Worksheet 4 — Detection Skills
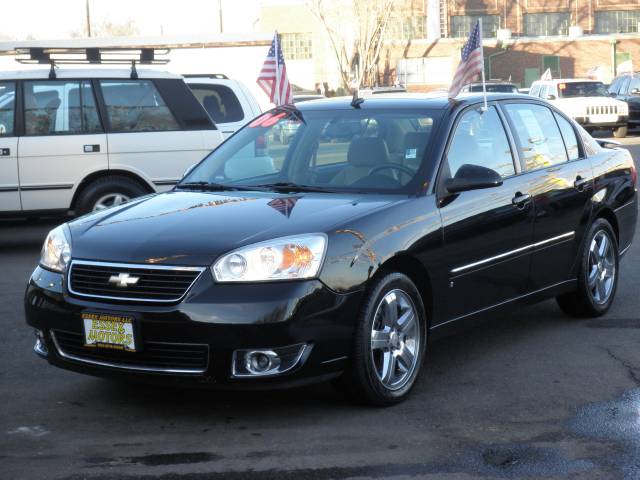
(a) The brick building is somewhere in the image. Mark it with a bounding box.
[392,0,640,89]
[258,0,640,91]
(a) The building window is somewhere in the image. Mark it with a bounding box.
[543,55,562,78]
[280,33,312,60]
[524,12,570,36]
[387,15,427,40]
[595,10,640,34]
[450,15,499,38]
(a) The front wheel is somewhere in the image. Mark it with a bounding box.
[75,176,148,215]
[613,126,628,138]
[556,218,619,317]
[335,272,427,406]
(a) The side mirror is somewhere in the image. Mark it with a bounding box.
[631,88,640,95]
[182,164,196,178]
[546,94,556,100]
[609,92,617,97]
[444,164,503,194]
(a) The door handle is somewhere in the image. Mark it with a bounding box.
[574,176,590,192]
[83,144,100,153]
[512,192,531,209]
[0,148,9,156]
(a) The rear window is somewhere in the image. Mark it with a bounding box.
[100,80,180,132]
[188,84,244,123]
[183,108,442,193]
[558,82,608,98]
[469,84,518,93]
[0,81,15,136]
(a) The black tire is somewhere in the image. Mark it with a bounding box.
[613,126,628,138]
[335,272,427,406]
[75,176,148,215]
[556,218,619,318]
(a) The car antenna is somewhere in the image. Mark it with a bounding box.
[48,60,57,80]
[130,60,138,80]
[351,87,364,109]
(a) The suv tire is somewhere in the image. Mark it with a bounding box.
[335,272,427,406]
[556,218,619,318]
[613,126,628,138]
[75,176,148,215]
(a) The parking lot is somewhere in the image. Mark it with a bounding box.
[1,134,639,480]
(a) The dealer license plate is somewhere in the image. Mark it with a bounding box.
[82,312,136,352]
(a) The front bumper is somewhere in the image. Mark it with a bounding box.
[574,115,628,128]
[25,266,363,389]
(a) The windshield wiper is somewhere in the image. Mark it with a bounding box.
[175,181,257,192]
[255,182,335,193]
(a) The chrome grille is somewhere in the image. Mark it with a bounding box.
[52,330,209,373]
[68,260,205,302]
[587,105,618,116]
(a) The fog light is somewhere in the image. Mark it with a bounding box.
[34,329,48,357]
[232,343,309,377]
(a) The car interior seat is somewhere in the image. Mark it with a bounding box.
[330,137,391,186]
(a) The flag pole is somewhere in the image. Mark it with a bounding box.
[274,31,281,106]
[478,19,488,112]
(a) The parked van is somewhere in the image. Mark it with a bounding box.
[0,68,223,215]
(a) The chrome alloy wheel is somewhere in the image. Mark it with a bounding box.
[587,230,616,305]
[93,193,131,211]
[370,289,420,391]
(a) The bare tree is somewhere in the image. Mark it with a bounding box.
[308,0,396,90]
[71,19,139,38]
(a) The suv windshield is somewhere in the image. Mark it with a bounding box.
[181,107,441,193]
[558,82,608,98]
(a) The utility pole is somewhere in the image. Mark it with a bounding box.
[218,0,223,33]
[86,0,92,37]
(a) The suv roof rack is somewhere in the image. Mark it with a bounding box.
[14,47,170,65]
[182,74,229,79]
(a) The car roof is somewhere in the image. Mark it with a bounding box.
[533,78,601,84]
[0,68,182,80]
[293,92,535,111]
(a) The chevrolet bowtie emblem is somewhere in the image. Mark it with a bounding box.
[108,273,140,288]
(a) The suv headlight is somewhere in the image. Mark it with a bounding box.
[212,234,327,282]
[40,225,72,273]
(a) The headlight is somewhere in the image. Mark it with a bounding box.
[40,225,72,273]
[212,234,327,282]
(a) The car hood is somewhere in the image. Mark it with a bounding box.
[68,190,397,266]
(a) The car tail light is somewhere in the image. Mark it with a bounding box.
[631,160,637,186]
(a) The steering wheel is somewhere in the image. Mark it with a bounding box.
[369,164,415,179]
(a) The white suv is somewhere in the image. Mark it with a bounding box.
[530,79,629,137]
[0,68,224,215]
[184,74,261,139]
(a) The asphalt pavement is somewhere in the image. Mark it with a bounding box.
[2,134,640,480]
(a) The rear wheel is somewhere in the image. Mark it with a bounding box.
[613,126,628,138]
[335,272,427,406]
[556,218,619,317]
[75,176,148,215]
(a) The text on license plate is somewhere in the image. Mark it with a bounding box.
[82,313,136,352]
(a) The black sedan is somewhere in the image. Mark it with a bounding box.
[25,93,637,406]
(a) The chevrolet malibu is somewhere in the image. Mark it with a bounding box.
[25,93,637,406]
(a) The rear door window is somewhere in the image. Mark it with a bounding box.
[100,80,179,132]
[188,84,245,124]
[23,80,102,136]
[504,103,569,170]
[0,81,16,136]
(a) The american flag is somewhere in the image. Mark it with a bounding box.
[267,197,298,218]
[257,32,293,106]
[448,20,484,99]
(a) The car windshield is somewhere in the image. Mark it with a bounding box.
[181,107,441,193]
[558,82,608,98]
[470,84,517,93]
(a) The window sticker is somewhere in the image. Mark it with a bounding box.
[405,148,417,159]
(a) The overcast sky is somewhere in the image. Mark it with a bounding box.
[1,0,304,40]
